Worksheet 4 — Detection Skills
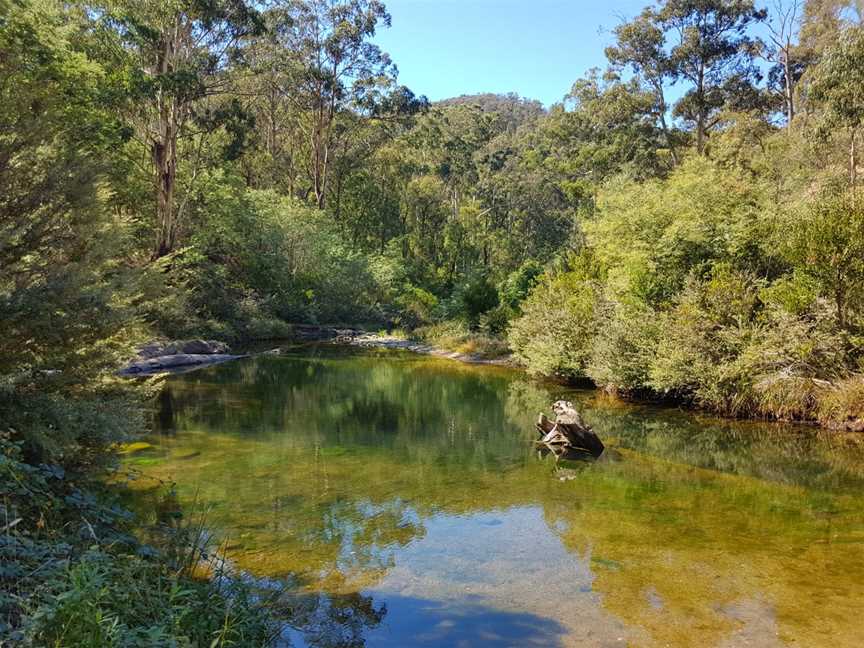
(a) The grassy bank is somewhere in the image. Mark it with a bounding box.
[0,386,276,646]
[410,321,511,360]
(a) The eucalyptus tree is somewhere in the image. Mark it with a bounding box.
[103,0,262,258]
[658,0,767,154]
[799,0,864,54]
[810,25,864,186]
[762,0,803,128]
[606,9,681,163]
[260,0,398,209]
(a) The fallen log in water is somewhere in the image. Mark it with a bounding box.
[535,400,604,459]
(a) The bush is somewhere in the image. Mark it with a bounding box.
[588,158,773,305]
[785,190,864,331]
[25,549,273,647]
[479,304,513,337]
[395,285,438,329]
[588,299,660,394]
[0,386,146,469]
[819,375,864,429]
[412,320,510,359]
[455,273,500,329]
[144,180,384,339]
[648,265,763,413]
[508,267,602,377]
[500,260,544,310]
[0,433,274,646]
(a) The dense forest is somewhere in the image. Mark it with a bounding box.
[2,0,864,644]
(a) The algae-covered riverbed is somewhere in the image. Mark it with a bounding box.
[124,346,864,647]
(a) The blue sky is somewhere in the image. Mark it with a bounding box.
[374,0,653,106]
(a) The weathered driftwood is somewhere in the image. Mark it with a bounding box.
[535,400,604,459]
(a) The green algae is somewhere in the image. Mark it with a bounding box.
[125,347,864,647]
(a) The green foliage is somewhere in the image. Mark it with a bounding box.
[144,179,383,338]
[26,549,272,647]
[508,261,603,378]
[456,273,500,329]
[0,0,142,384]
[411,320,510,359]
[810,26,864,131]
[513,157,863,422]
[648,266,764,411]
[394,285,438,329]
[588,158,772,305]
[6,0,864,638]
[0,433,274,646]
[785,190,864,329]
[588,299,660,394]
[500,260,544,310]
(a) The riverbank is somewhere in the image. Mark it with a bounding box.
[349,332,517,367]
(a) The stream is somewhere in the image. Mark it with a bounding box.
[123,346,864,647]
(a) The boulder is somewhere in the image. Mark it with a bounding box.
[120,353,245,376]
[138,339,230,359]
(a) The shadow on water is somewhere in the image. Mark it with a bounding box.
[268,588,568,648]
[363,595,568,648]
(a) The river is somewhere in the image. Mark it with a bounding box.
[123,346,864,647]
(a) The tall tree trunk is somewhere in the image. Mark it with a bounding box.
[696,65,707,155]
[153,137,177,258]
[152,30,180,259]
[851,127,858,189]
[783,50,795,129]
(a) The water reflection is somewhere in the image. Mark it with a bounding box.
[127,347,864,647]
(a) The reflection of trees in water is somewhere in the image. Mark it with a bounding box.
[583,404,864,491]
[275,589,386,648]
[156,388,176,432]
[311,499,425,587]
[157,353,541,470]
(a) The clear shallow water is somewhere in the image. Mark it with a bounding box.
[125,346,864,647]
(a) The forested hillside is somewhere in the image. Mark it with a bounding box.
[2,0,864,643]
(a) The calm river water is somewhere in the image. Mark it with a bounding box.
[125,346,864,647]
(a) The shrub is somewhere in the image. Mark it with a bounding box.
[588,299,660,394]
[746,302,847,420]
[500,260,544,310]
[649,265,762,414]
[508,269,602,377]
[479,304,513,337]
[395,285,438,329]
[588,158,772,305]
[0,433,274,646]
[25,549,273,647]
[819,375,864,429]
[144,181,384,338]
[456,273,500,329]
[785,190,864,331]
[412,320,510,359]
